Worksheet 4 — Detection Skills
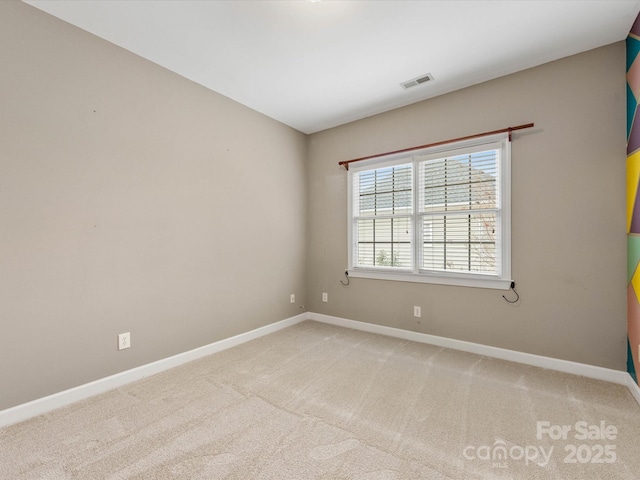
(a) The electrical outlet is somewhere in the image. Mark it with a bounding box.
[322,292,328,302]
[290,293,295,303]
[118,332,130,350]
[414,306,421,317]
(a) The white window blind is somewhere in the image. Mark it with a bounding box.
[355,163,413,269]
[348,134,511,289]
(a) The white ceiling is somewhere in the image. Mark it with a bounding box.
[24,0,640,134]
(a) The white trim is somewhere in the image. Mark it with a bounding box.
[627,373,640,406]
[3,311,639,428]
[0,313,307,428]
[347,269,512,290]
[347,134,512,290]
[309,313,636,391]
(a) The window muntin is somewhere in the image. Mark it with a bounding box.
[418,147,499,275]
[348,134,511,289]
[353,163,413,269]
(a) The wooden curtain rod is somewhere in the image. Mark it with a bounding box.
[338,123,534,170]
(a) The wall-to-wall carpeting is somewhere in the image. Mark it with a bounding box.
[1,322,638,479]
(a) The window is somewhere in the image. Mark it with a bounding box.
[347,133,511,289]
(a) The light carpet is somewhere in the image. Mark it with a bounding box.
[1,320,639,479]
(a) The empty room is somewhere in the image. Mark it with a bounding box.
[2,0,640,478]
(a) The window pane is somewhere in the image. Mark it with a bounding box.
[394,243,412,267]
[358,218,375,243]
[373,218,392,242]
[420,150,497,213]
[357,164,412,216]
[374,244,399,267]
[421,213,496,274]
[349,136,509,286]
[356,217,412,268]
[358,243,374,267]
[393,216,412,243]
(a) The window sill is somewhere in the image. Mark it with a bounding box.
[347,269,512,290]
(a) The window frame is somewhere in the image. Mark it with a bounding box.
[347,133,512,290]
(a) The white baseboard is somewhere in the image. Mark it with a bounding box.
[309,313,640,405]
[0,313,307,429]
[627,373,640,406]
[3,311,638,428]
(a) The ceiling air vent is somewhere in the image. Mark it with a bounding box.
[400,73,434,90]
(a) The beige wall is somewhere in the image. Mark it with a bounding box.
[0,1,628,411]
[0,1,307,410]
[307,42,627,370]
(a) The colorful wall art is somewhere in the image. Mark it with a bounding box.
[626,14,640,384]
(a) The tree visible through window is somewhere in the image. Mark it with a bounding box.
[356,164,412,268]
[420,150,497,274]
[348,134,511,289]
